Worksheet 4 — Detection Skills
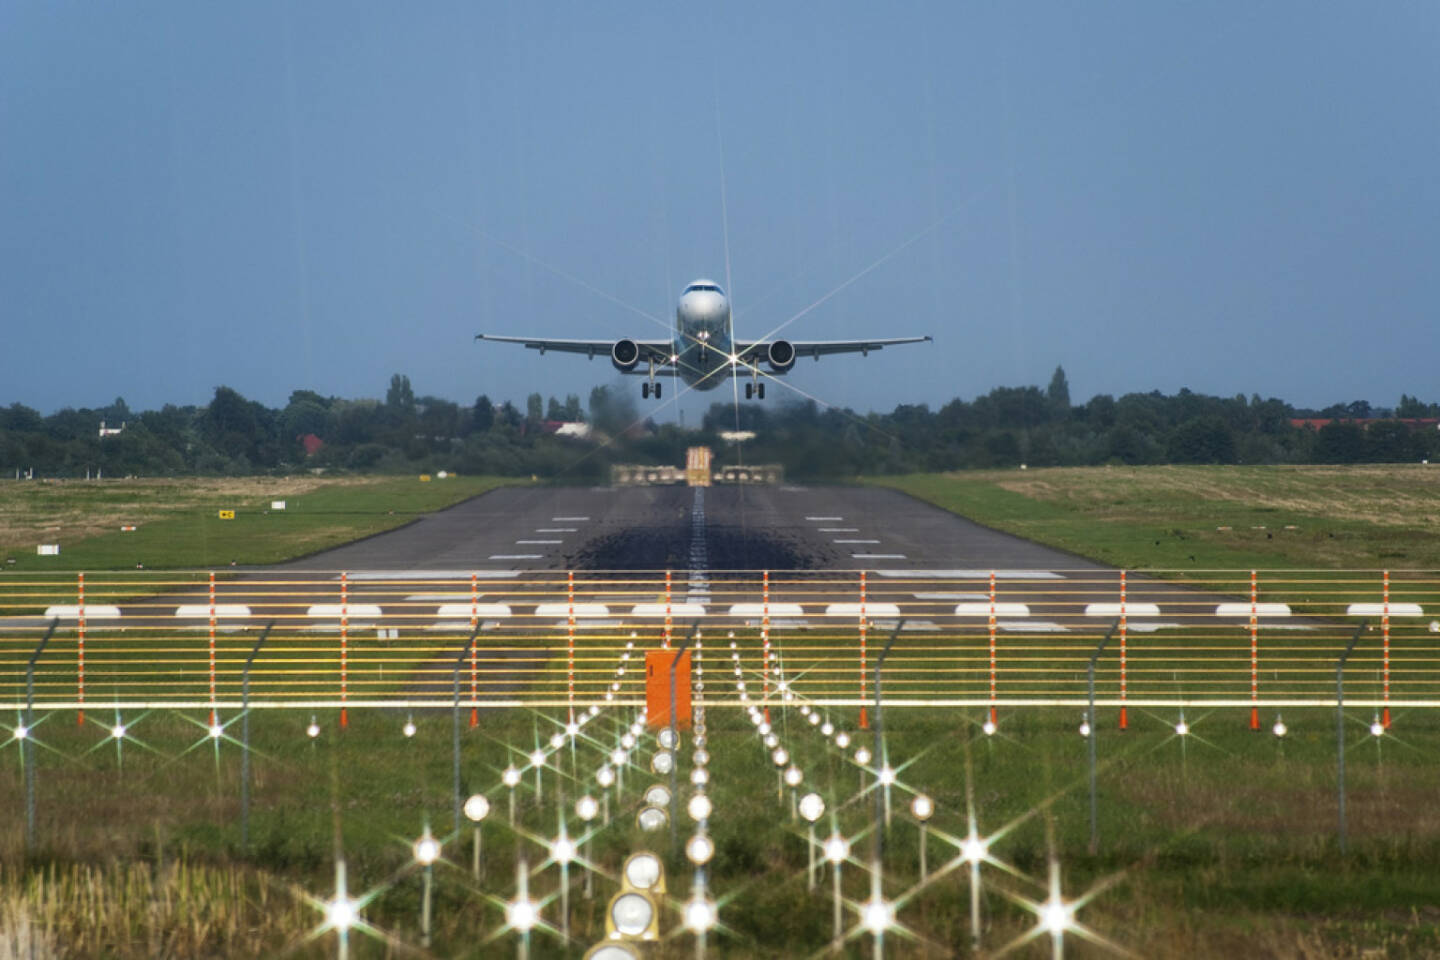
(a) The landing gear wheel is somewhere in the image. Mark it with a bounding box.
[757,382,766,399]
[641,382,650,399]
[654,381,662,399]
[745,382,753,399]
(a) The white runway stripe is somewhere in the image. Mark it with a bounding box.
[490,554,542,560]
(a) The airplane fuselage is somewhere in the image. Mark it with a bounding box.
[673,279,733,391]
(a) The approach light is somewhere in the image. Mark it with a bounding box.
[651,750,674,775]
[1175,720,1190,737]
[784,766,804,788]
[637,806,668,832]
[306,721,320,739]
[799,705,810,716]
[589,704,600,717]
[861,898,894,935]
[610,748,627,767]
[658,728,679,750]
[550,732,566,750]
[1273,719,1288,738]
[687,793,713,822]
[824,833,851,864]
[684,895,718,933]
[763,733,779,749]
[565,721,579,737]
[777,680,789,692]
[621,733,637,750]
[758,721,771,735]
[597,766,616,788]
[808,712,821,726]
[402,720,416,738]
[834,732,851,748]
[208,723,224,740]
[111,723,127,739]
[502,766,522,788]
[587,945,639,960]
[691,768,709,786]
[771,747,789,767]
[959,832,988,864]
[529,748,546,767]
[643,784,672,807]
[685,833,715,865]
[854,747,872,765]
[413,831,441,865]
[623,852,663,890]
[505,896,538,932]
[464,795,491,822]
[910,794,934,821]
[799,793,826,823]
[878,766,896,786]
[576,795,599,822]
[325,895,357,931]
[693,749,710,766]
[551,836,576,864]
[14,725,28,741]
[1040,898,1075,935]
[821,722,834,737]
[611,892,656,937]
[1370,719,1386,737]
[1079,720,1092,738]
[982,719,997,736]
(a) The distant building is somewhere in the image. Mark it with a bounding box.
[1290,418,1440,431]
[300,434,324,456]
[543,420,592,440]
[98,420,125,438]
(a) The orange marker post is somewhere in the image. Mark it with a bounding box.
[208,571,217,725]
[567,571,576,723]
[858,571,869,730]
[339,571,349,729]
[1119,570,1129,731]
[1249,570,1260,731]
[762,570,771,725]
[1382,570,1391,728]
[987,571,997,727]
[77,572,85,725]
[469,572,479,728]
[664,569,672,650]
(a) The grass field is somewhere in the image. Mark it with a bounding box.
[0,474,517,571]
[868,465,1440,571]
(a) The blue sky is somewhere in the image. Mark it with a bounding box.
[3,2,1436,420]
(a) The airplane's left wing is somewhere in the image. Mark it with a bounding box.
[475,334,673,368]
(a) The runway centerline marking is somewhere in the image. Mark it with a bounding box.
[852,553,907,559]
[536,528,577,533]
[516,539,562,544]
[834,539,880,544]
[872,569,1066,580]
[818,528,859,532]
[552,516,590,522]
[806,516,843,521]
[490,554,542,560]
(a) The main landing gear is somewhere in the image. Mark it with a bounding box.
[642,381,663,399]
[745,381,766,399]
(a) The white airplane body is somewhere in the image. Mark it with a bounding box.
[476,279,931,399]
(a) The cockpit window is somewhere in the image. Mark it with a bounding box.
[685,284,723,294]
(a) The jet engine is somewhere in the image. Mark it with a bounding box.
[611,338,641,372]
[766,339,797,373]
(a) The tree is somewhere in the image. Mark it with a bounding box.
[1167,417,1236,464]
[526,393,543,424]
[385,375,416,416]
[471,395,495,433]
[1046,365,1071,416]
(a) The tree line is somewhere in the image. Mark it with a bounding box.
[3,368,1438,482]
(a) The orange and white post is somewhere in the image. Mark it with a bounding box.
[339,571,349,729]
[77,572,86,725]
[987,570,997,726]
[469,572,479,727]
[1119,570,1128,731]
[1249,570,1260,731]
[1382,570,1391,728]
[858,570,868,729]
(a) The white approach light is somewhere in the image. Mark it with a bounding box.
[529,748,546,767]
[624,852,663,890]
[784,766,803,788]
[551,836,576,864]
[550,732,566,750]
[111,723,127,739]
[771,748,789,767]
[854,747,871,766]
[834,732,850,749]
[14,725,28,740]
[982,720,997,736]
[821,722,834,737]
[910,794,934,821]
[208,723,224,740]
[402,720,416,738]
[464,794,491,822]
[684,895,718,933]
[959,832,988,864]
[413,832,441,865]
[576,795,599,822]
[690,768,709,786]
[1175,720,1190,737]
[651,750,675,775]
[799,792,826,823]
[502,766,522,788]
[597,766,616,788]
[658,728,679,750]
[1371,719,1386,737]
[693,749,710,766]
[565,721,579,737]
[610,748,627,767]
[505,896,538,932]
[325,895,357,931]
[878,766,896,786]
[589,704,600,716]
[799,705,810,716]
[685,833,715,865]
[621,733,637,750]
[637,806,668,832]
[644,784,671,807]
[808,712,821,726]
[687,793,713,822]
[758,722,771,736]
[1040,898,1075,935]
[763,733,779,749]
[862,898,894,935]
[306,721,320,739]
[824,833,851,864]
[1273,719,1288,738]
[611,892,655,937]
[1079,720,1092,738]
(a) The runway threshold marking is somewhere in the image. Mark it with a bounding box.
[536,528,577,533]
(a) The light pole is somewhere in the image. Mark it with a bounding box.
[464,794,490,880]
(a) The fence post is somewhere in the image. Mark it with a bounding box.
[858,571,869,729]
[76,572,85,725]
[1336,620,1368,855]
[25,620,58,852]
[241,621,275,854]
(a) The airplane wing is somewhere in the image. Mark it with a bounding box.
[475,334,673,367]
[734,335,932,362]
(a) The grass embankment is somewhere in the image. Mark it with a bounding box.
[869,465,1440,571]
[4,707,1440,957]
[0,475,517,571]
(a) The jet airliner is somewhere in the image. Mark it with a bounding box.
[476,279,931,399]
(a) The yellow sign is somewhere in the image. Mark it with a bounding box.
[419,474,432,482]
[218,509,235,520]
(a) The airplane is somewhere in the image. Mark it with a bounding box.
[476,279,932,399]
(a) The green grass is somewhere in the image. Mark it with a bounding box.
[5,703,1440,957]
[867,465,1440,572]
[0,475,520,571]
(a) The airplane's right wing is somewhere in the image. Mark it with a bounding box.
[475,334,674,372]
[733,335,932,368]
